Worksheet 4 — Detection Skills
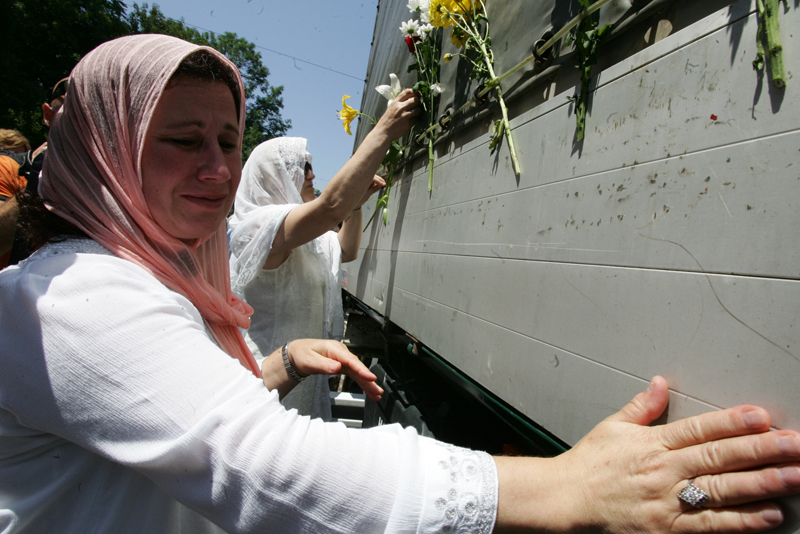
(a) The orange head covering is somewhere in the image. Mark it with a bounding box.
[39,34,260,376]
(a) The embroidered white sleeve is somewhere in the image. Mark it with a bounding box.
[419,441,498,533]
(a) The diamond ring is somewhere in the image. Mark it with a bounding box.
[678,479,709,507]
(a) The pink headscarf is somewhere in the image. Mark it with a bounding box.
[39,34,260,377]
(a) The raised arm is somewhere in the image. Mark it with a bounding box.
[265,89,419,267]
[338,174,385,262]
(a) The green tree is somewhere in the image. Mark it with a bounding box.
[0,0,130,148]
[127,3,290,159]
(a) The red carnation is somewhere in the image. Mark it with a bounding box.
[405,35,421,54]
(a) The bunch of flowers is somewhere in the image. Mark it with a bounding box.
[339,0,446,226]
[400,0,443,192]
[429,0,520,175]
[336,79,405,227]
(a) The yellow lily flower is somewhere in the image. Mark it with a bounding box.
[337,95,358,135]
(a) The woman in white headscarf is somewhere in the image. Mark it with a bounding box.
[228,135,390,419]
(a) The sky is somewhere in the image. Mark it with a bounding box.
[140,0,383,191]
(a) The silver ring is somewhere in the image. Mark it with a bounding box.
[412,108,420,117]
[678,479,709,507]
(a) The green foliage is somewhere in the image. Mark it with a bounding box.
[565,0,610,142]
[752,0,786,88]
[409,29,443,193]
[464,33,491,80]
[488,119,503,155]
[364,140,404,229]
[0,0,130,148]
[127,3,290,159]
[0,1,289,160]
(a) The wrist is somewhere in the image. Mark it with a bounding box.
[494,455,591,534]
[282,342,307,382]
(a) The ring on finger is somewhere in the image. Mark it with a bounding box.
[678,479,709,507]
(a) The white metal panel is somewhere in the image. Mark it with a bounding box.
[346,0,799,469]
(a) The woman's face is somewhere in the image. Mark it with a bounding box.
[301,164,316,203]
[141,78,241,244]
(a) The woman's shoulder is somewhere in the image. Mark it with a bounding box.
[2,237,194,310]
[5,238,150,283]
[28,237,115,262]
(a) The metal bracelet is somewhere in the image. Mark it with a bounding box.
[282,343,306,382]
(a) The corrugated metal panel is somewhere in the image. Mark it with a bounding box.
[346,0,799,468]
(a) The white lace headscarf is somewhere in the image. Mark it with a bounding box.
[229,137,344,340]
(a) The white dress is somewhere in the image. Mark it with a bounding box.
[229,138,346,420]
[242,236,339,420]
[0,239,498,534]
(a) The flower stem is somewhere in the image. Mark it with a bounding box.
[764,0,786,88]
[428,132,435,191]
[477,40,521,175]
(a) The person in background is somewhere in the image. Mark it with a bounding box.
[0,129,31,268]
[0,129,31,154]
[229,137,384,419]
[3,77,70,267]
[2,34,800,534]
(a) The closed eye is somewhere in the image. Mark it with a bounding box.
[219,142,238,153]
[168,138,200,149]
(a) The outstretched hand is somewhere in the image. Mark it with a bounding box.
[261,339,383,402]
[375,88,421,141]
[494,376,800,533]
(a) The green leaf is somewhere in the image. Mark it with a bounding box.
[382,141,404,167]
[753,53,765,71]
[488,120,503,155]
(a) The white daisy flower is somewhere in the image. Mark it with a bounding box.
[400,19,421,37]
[407,0,430,15]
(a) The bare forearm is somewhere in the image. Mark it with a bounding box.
[317,88,418,221]
[273,90,417,255]
[319,127,394,219]
[338,209,363,263]
[493,456,586,534]
[0,197,20,255]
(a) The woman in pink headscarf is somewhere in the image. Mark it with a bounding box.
[2,34,800,534]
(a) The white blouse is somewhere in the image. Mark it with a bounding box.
[0,239,498,533]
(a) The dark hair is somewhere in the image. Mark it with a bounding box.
[15,186,86,251]
[16,49,242,250]
[51,77,69,101]
[170,49,242,118]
